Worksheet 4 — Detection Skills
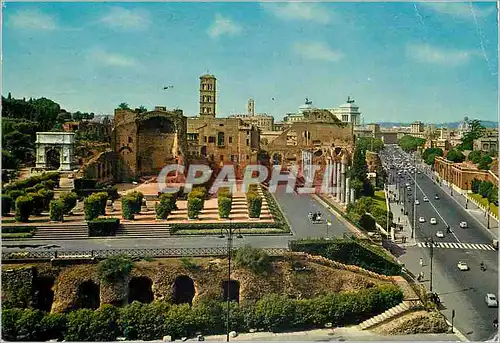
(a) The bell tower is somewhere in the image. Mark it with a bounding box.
[199,74,216,117]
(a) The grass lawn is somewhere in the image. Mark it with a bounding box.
[372,191,388,212]
[469,193,499,217]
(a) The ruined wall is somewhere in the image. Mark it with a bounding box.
[366,151,382,173]
[2,267,35,309]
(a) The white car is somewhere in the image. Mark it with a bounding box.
[423,196,429,202]
[436,230,444,238]
[415,200,420,205]
[419,217,425,223]
[430,218,437,225]
[485,294,498,307]
[405,183,410,187]
[460,221,468,228]
[457,262,469,271]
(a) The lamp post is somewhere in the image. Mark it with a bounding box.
[464,181,469,209]
[412,156,417,239]
[326,219,332,238]
[487,198,491,229]
[427,237,435,292]
[219,218,243,342]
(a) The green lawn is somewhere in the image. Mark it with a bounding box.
[372,191,388,212]
[469,193,499,217]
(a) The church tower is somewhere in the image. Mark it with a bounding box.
[247,98,255,116]
[199,74,216,117]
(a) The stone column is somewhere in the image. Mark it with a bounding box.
[340,162,346,203]
[35,144,47,169]
[345,177,350,205]
[60,146,72,171]
[336,162,341,202]
[350,188,355,203]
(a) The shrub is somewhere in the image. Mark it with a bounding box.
[89,305,121,341]
[471,178,481,193]
[74,178,98,189]
[187,197,203,219]
[97,255,135,284]
[41,179,57,190]
[59,192,78,214]
[188,186,207,200]
[127,191,144,214]
[218,196,232,219]
[1,308,44,341]
[88,218,120,237]
[253,294,296,332]
[119,301,170,341]
[94,192,108,215]
[83,193,102,221]
[64,309,94,341]
[6,189,26,202]
[479,180,494,199]
[49,200,64,222]
[233,245,271,274]
[2,194,13,215]
[155,193,177,219]
[247,193,262,218]
[15,195,34,222]
[121,196,135,220]
[28,191,45,215]
[468,150,482,163]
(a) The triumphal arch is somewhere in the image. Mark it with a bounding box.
[35,132,76,171]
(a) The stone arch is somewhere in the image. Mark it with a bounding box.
[128,276,154,304]
[35,132,75,171]
[75,280,100,310]
[172,275,195,305]
[34,275,55,312]
[313,149,323,157]
[119,146,133,153]
[221,280,240,303]
[46,147,61,170]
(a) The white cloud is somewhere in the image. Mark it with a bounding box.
[292,41,342,62]
[207,13,242,39]
[99,7,150,30]
[420,3,495,20]
[89,48,138,67]
[261,3,330,24]
[8,9,57,30]
[406,43,480,66]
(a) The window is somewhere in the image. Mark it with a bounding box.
[217,132,225,146]
[204,136,207,142]
[207,107,212,114]
[128,137,133,143]
[220,155,224,161]
[246,155,249,160]
[208,136,215,143]
[246,139,249,146]
[228,137,232,144]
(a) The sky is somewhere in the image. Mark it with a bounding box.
[2,1,498,123]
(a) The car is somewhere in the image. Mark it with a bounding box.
[419,216,425,223]
[430,218,437,225]
[423,196,429,202]
[459,221,468,228]
[436,230,444,238]
[405,183,410,187]
[457,261,469,271]
[434,195,439,200]
[485,294,498,307]
[415,200,420,205]
[417,171,421,174]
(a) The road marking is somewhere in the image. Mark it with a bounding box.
[416,242,495,250]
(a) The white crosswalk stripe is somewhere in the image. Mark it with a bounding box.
[416,242,496,250]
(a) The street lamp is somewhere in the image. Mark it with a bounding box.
[426,237,435,292]
[487,198,491,229]
[464,181,469,209]
[218,218,243,342]
[412,156,417,239]
[325,219,332,238]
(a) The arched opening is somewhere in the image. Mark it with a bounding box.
[75,280,100,310]
[221,280,240,303]
[272,153,282,165]
[172,275,195,305]
[200,146,207,157]
[138,117,175,135]
[128,276,154,304]
[46,148,61,170]
[314,150,323,157]
[34,276,55,312]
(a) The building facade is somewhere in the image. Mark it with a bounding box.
[473,130,498,154]
[229,98,275,131]
[434,156,498,190]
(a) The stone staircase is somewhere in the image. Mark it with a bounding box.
[358,300,421,330]
[115,223,171,238]
[32,223,88,240]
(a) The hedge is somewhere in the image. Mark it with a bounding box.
[1,226,34,234]
[217,187,233,219]
[3,172,60,193]
[169,221,283,232]
[126,191,144,214]
[2,285,403,341]
[15,195,34,222]
[58,192,78,215]
[84,193,104,221]
[121,196,135,220]
[74,178,98,190]
[155,193,178,219]
[88,218,120,237]
[187,197,203,219]
[289,238,402,276]
[2,195,13,215]
[6,190,26,203]
[247,193,262,218]
[49,200,64,222]
[75,187,118,201]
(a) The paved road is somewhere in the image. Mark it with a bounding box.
[3,185,350,251]
[384,147,499,341]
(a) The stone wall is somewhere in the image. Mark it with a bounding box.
[2,267,35,308]
[366,151,382,172]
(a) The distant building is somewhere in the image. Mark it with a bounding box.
[229,98,274,131]
[473,130,498,154]
[328,97,361,126]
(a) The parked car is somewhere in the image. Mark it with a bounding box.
[460,221,468,228]
[436,231,445,238]
[434,195,440,200]
[415,200,420,205]
[419,217,425,223]
[485,294,498,307]
[423,196,429,202]
[457,261,469,271]
[430,218,437,225]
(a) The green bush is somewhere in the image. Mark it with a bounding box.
[188,186,207,201]
[247,193,262,218]
[127,191,144,214]
[187,197,203,219]
[289,238,402,276]
[468,150,482,163]
[121,196,135,220]
[3,172,60,193]
[233,245,271,274]
[74,178,98,189]
[59,192,78,214]
[64,309,94,341]
[39,313,67,341]
[1,226,33,233]
[83,193,102,221]
[1,308,44,341]
[49,200,64,222]
[94,192,108,215]
[28,192,45,215]
[97,255,135,284]
[41,179,57,190]
[218,196,232,219]
[88,218,120,237]
[6,189,26,203]
[15,195,34,222]
[2,194,13,215]
[155,193,177,219]
[119,301,170,340]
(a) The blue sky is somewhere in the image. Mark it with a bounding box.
[2,2,498,123]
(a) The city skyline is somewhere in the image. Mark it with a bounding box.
[2,2,498,122]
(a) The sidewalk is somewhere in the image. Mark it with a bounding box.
[387,184,416,247]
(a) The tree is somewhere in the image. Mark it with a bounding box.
[458,119,485,151]
[357,137,384,153]
[446,149,465,163]
[349,146,374,197]
[56,111,72,123]
[422,147,443,166]
[118,103,130,110]
[479,181,494,199]
[478,155,493,170]
[398,136,425,152]
[467,150,482,163]
[135,105,147,113]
